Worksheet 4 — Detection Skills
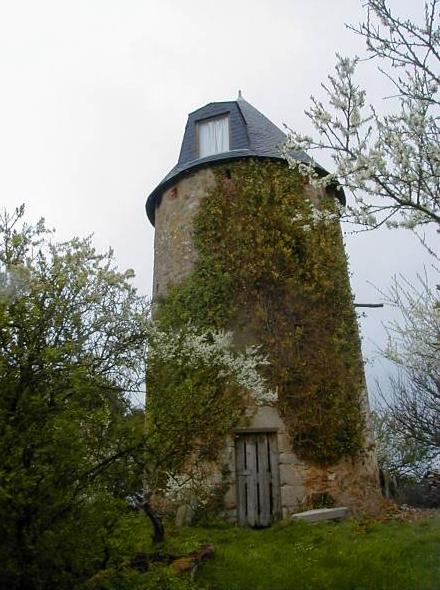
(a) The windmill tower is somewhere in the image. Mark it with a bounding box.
[146,94,380,526]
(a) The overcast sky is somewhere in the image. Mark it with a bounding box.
[0,0,436,399]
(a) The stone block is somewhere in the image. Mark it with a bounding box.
[290,507,349,523]
[279,451,301,466]
[281,485,305,509]
[175,504,195,527]
[223,485,237,510]
[279,463,302,487]
[277,432,293,453]
[247,405,285,429]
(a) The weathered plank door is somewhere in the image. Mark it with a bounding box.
[235,432,282,527]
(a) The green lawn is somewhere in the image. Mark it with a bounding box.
[96,514,440,590]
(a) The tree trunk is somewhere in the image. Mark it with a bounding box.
[142,500,164,544]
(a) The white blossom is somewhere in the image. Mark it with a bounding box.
[283,2,440,240]
[164,464,219,508]
[148,323,277,405]
[289,201,339,231]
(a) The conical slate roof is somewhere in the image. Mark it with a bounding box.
[145,95,331,225]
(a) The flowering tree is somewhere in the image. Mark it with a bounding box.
[379,274,440,470]
[143,325,276,542]
[0,205,274,578]
[285,0,440,239]
[284,0,440,484]
[372,409,431,479]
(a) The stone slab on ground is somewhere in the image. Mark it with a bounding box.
[291,507,349,523]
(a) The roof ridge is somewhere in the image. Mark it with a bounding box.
[189,100,236,116]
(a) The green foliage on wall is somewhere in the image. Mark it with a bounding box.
[155,159,365,465]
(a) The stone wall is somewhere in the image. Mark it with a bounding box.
[152,163,381,519]
[153,168,215,299]
[219,404,380,521]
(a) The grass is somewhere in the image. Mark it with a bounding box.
[105,514,440,590]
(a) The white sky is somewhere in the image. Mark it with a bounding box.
[0,0,436,400]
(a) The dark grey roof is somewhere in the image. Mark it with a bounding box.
[145,96,337,225]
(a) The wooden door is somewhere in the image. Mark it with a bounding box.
[235,432,281,527]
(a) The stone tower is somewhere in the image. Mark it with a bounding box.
[146,94,380,526]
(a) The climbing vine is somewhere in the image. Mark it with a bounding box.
[155,159,365,465]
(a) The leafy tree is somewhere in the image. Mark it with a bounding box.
[0,206,148,589]
[0,206,274,588]
[285,0,440,238]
